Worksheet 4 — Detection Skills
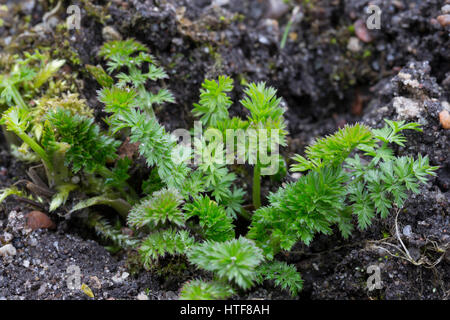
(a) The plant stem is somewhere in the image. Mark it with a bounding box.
[2,85,29,147]
[253,163,261,209]
[106,198,132,219]
[15,130,53,171]
[70,195,132,219]
[280,19,294,49]
[10,85,29,111]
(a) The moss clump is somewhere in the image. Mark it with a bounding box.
[32,93,93,123]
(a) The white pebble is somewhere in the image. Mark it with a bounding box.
[347,37,362,52]
[0,244,17,257]
[291,172,301,180]
[402,225,413,237]
[137,292,149,300]
[2,232,13,243]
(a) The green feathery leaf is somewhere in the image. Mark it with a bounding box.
[139,228,195,267]
[291,124,374,172]
[46,108,120,174]
[128,188,184,229]
[180,280,235,300]
[193,76,233,127]
[184,195,235,242]
[187,237,264,290]
[256,261,303,297]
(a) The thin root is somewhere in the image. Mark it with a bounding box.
[367,207,446,269]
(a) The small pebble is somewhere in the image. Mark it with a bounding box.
[347,37,362,52]
[354,19,373,43]
[291,172,301,180]
[2,232,13,243]
[437,15,450,27]
[71,176,80,184]
[37,283,47,296]
[137,292,149,300]
[402,225,412,237]
[89,276,102,289]
[28,237,38,247]
[439,110,450,129]
[258,35,270,45]
[266,0,289,19]
[0,244,17,257]
[442,5,450,14]
[102,26,122,41]
[26,211,56,230]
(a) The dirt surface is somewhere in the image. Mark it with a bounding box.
[0,0,449,300]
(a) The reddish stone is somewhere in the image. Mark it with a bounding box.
[354,19,373,43]
[26,211,56,230]
[439,110,450,129]
[437,15,450,27]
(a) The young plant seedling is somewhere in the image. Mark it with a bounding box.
[0,51,136,215]
[0,50,65,147]
[90,41,299,298]
[91,43,437,299]
[192,76,287,209]
[248,120,438,258]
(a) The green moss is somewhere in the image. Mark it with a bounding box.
[125,251,144,276]
[238,74,249,86]
[232,14,245,23]
[363,49,372,59]
[167,53,184,69]
[268,61,277,71]
[302,0,315,8]
[52,39,82,66]
[347,25,356,34]
[80,0,111,25]
[146,256,189,278]
[33,93,93,123]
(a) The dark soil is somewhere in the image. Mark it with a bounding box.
[0,0,448,300]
